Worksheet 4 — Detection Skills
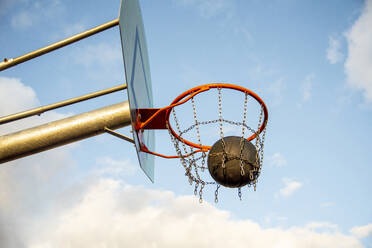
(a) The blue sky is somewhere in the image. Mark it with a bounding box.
[0,0,371,247]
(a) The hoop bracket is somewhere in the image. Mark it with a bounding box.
[136,108,168,130]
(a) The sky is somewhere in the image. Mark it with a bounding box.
[0,0,371,247]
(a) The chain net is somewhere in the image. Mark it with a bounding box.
[166,86,267,203]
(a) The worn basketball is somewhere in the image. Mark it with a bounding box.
[207,136,259,188]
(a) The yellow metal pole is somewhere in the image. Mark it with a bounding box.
[0,101,131,164]
[0,84,127,125]
[0,19,119,71]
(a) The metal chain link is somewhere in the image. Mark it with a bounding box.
[191,97,206,171]
[246,105,264,190]
[239,93,249,176]
[199,183,205,203]
[168,110,196,186]
[215,184,220,203]
[191,97,202,148]
[255,105,264,167]
[218,88,227,168]
[172,108,194,179]
[194,182,199,195]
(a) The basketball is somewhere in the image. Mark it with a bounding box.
[207,136,259,188]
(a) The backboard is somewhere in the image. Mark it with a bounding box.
[119,0,155,182]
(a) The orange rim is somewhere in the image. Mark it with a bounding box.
[164,83,268,151]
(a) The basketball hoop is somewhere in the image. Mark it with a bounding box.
[136,83,268,202]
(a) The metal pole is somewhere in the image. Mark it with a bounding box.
[0,84,127,125]
[0,101,131,164]
[0,19,119,71]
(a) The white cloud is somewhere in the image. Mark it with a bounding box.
[0,148,74,248]
[73,43,122,68]
[344,0,372,102]
[95,157,137,177]
[0,76,39,116]
[10,0,63,29]
[69,42,123,82]
[277,178,302,198]
[0,77,70,135]
[0,77,75,247]
[24,178,363,248]
[306,222,339,232]
[0,77,366,248]
[351,223,372,239]
[327,36,344,64]
[268,152,287,167]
